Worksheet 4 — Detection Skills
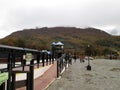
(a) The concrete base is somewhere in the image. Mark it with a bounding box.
[86,65,91,71]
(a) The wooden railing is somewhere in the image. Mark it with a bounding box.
[0,44,55,90]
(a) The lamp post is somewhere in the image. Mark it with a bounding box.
[86,45,91,71]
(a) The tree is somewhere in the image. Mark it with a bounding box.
[15,38,26,47]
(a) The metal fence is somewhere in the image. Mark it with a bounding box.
[56,53,72,78]
[0,44,54,90]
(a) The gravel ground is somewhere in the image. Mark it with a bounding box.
[46,59,120,90]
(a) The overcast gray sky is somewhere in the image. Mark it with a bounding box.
[0,0,120,38]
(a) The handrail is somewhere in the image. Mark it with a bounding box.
[0,44,23,50]
[56,53,71,78]
[0,44,40,53]
[0,44,55,90]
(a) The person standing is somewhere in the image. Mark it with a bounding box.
[73,54,77,62]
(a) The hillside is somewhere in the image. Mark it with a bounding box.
[0,27,120,55]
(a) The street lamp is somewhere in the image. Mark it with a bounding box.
[86,45,91,71]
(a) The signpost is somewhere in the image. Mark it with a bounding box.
[86,45,92,71]
[23,53,33,61]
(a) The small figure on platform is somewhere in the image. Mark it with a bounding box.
[73,54,77,62]
[79,55,85,63]
[69,54,72,65]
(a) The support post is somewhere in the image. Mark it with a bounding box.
[49,54,51,64]
[30,60,34,90]
[46,53,48,65]
[0,83,5,90]
[26,72,30,90]
[42,53,45,67]
[7,52,12,90]
[11,73,16,90]
[57,59,59,78]
[37,53,40,68]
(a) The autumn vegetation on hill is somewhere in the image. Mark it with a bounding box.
[0,27,120,56]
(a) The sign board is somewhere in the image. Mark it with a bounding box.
[0,72,8,85]
[23,53,33,61]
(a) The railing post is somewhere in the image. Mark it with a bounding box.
[52,54,54,64]
[22,51,26,71]
[7,51,12,90]
[11,73,16,90]
[0,83,5,90]
[12,51,16,68]
[37,53,40,68]
[42,52,45,67]
[49,54,51,64]
[46,53,48,65]
[27,72,30,90]
[57,59,59,78]
[30,60,34,90]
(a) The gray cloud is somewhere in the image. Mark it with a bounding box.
[0,0,120,38]
[110,30,118,35]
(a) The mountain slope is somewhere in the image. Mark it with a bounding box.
[0,27,119,55]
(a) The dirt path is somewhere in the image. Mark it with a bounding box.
[46,59,120,90]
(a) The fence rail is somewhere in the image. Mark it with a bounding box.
[57,53,72,78]
[0,44,55,90]
[0,44,71,90]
